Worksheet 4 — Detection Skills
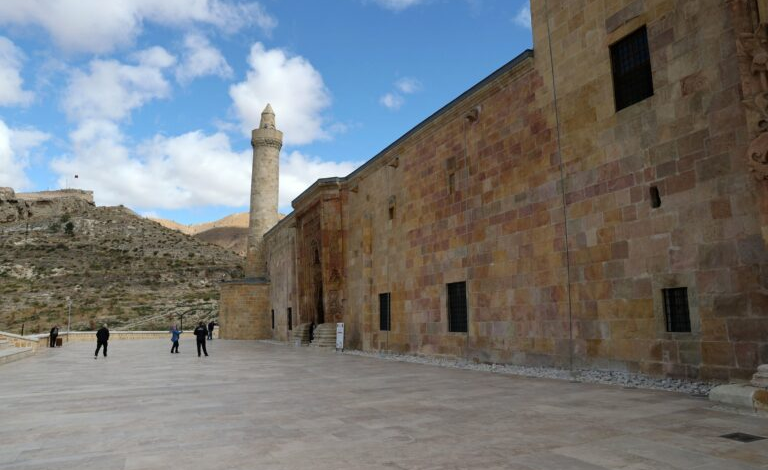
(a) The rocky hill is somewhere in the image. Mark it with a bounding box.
[151,212,249,256]
[0,188,244,334]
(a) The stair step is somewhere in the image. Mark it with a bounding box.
[0,347,33,366]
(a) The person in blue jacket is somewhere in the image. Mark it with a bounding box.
[170,324,181,354]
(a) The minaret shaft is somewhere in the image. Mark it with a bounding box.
[246,104,282,278]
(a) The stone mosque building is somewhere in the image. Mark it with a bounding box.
[221,0,768,382]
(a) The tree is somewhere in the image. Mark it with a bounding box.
[64,221,74,236]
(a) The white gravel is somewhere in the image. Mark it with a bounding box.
[342,349,716,396]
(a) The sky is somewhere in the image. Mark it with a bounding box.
[0,0,533,225]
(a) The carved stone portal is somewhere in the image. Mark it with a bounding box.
[739,23,768,179]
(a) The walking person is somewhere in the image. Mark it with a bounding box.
[49,325,59,348]
[194,322,208,357]
[94,324,109,359]
[170,324,181,354]
[207,320,215,341]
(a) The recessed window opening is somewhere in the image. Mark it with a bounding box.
[662,287,691,333]
[379,293,391,331]
[288,307,293,331]
[650,186,661,208]
[388,206,395,220]
[448,172,456,194]
[271,309,275,329]
[610,26,654,111]
[447,281,468,333]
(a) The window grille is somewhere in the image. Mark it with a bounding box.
[447,282,468,333]
[288,307,292,331]
[610,26,654,111]
[379,293,391,331]
[663,288,691,333]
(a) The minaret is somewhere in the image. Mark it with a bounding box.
[246,104,283,278]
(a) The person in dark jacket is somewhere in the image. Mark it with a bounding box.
[194,322,208,357]
[49,325,59,348]
[207,321,215,340]
[94,324,109,359]
[170,324,181,354]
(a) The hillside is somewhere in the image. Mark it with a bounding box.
[0,189,244,334]
[194,226,248,257]
[150,212,249,235]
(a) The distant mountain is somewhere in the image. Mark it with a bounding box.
[0,188,244,334]
[149,212,249,236]
[195,226,248,257]
[149,212,250,256]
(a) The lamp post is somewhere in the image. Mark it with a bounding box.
[66,296,72,343]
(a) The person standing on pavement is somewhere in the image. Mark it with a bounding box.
[94,324,109,359]
[194,322,208,357]
[170,324,181,354]
[49,325,59,348]
[207,320,215,341]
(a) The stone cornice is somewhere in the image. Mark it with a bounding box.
[251,137,283,150]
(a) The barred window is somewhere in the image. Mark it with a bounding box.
[379,293,391,331]
[663,288,691,333]
[447,282,468,333]
[610,26,654,111]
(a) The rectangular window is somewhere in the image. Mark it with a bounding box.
[663,288,691,333]
[271,309,275,329]
[610,26,654,111]
[288,307,292,331]
[379,293,391,331]
[447,281,468,333]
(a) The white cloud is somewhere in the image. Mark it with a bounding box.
[379,92,404,110]
[176,33,233,83]
[513,3,531,29]
[52,122,251,209]
[0,36,33,106]
[395,77,421,94]
[0,119,50,189]
[279,151,359,209]
[50,123,360,212]
[62,47,175,122]
[0,0,277,54]
[229,43,331,146]
[380,76,421,111]
[372,0,426,11]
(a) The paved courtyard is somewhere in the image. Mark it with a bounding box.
[1,339,767,470]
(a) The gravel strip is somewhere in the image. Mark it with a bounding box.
[342,349,716,396]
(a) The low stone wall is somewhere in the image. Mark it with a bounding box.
[0,332,41,352]
[25,329,219,346]
[52,330,219,343]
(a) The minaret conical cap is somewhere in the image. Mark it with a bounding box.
[259,103,276,129]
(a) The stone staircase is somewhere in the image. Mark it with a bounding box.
[290,323,312,346]
[0,339,34,366]
[310,323,337,348]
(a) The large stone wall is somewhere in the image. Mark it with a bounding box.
[265,222,297,341]
[219,282,271,339]
[530,0,768,380]
[261,0,768,380]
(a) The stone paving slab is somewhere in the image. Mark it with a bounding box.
[1,339,767,470]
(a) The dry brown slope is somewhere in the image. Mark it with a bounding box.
[150,212,249,236]
[0,199,245,334]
